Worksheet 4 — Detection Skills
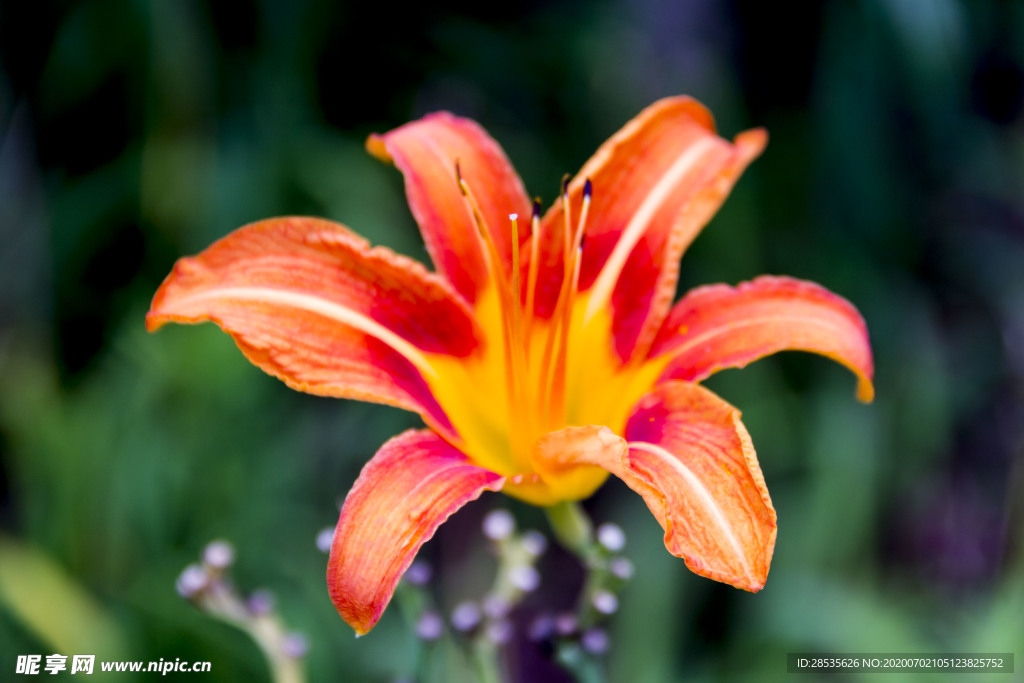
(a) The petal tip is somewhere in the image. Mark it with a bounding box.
[365,133,391,162]
[857,378,876,403]
[144,312,164,333]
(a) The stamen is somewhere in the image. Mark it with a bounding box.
[457,168,529,455]
[548,244,583,421]
[537,178,574,424]
[524,198,542,337]
[561,174,573,262]
[508,212,531,425]
[573,178,592,254]
[455,161,495,279]
[538,175,591,426]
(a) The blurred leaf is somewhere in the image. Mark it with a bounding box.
[0,534,127,657]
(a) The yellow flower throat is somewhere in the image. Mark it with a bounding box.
[426,178,665,506]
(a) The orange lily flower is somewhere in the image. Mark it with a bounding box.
[147,97,874,636]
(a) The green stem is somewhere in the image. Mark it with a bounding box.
[471,638,504,683]
[200,586,306,683]
[545,501,594,558]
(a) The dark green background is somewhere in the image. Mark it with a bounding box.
[1,0,1022,680]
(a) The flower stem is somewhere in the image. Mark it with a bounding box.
[545,501,594,558]
[471,638,504,683]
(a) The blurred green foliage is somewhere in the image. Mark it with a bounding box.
[1,0,1023,680]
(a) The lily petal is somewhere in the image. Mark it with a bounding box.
[534,380,776,591]
[623,382,776,590]
[650,275,875,402]
[147,217,484,436]
[327,429,505,635]
[368,113,532,303]
[533,96,766,361]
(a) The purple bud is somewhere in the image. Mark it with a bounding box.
[281,632,309,658]
[403,560,432,586]
[596,523,626,552]
[592,590,618,615]
[581,628,609,655]
[451,601,482,632]
[485,619,513,645]
[415,611,444,641]
[315,527,335,553]
[482,509,515,541]
[483,594,511,619]
[203,540,235,569]
[528,614,556,641]
[609,557,634,580]
[521,530,547,557]
[554,612,577,636]
[176,564,209,598]
[247,589,276,615]
[509,565,540,592]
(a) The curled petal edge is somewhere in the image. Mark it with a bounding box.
[146,216,485,437]
[327,429,504,635]
[534,384,776,591]
[650,275,875,402]
[368,112,531,304]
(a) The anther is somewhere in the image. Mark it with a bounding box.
[455,160,465,195]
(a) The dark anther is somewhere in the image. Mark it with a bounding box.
[455,160,466,195]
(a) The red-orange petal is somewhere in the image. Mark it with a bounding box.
[533,383,776,592]
[531,96,765,361]
[623,382,776,590]
[368,113,532,304]
[146,217,485,435]
[327,429,505,635]
[650,275,875,402]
